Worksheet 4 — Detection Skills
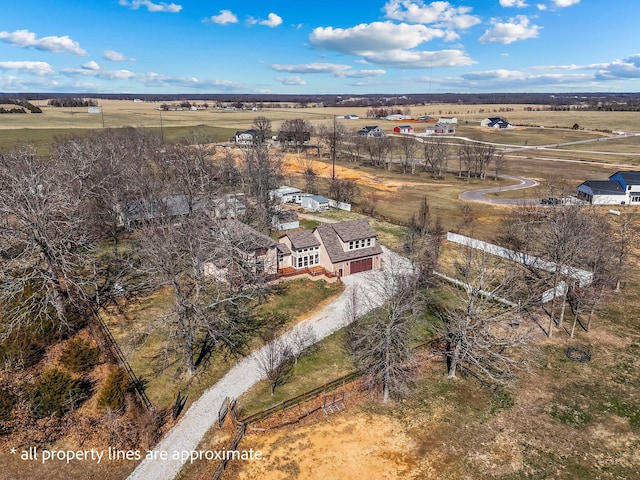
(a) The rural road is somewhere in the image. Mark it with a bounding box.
[127,247,411,480]
[459,175,539,205]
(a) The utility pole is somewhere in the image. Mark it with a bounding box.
[332,115,337,180]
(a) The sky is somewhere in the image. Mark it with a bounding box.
[1,0,640,94]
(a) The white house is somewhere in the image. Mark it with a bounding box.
[577,171,640,205]
[438,116,458,124]
[385,114,412,121]
[357,125,385,137]
[481,117,513,129]
[269,186,304,204]
[234,129,264,146]
[425,123,456,136]
[301,195,330,212]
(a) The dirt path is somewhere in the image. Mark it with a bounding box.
[127,248,411,480]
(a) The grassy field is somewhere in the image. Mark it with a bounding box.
[104,279,343,410]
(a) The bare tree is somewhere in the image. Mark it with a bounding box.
[403,197,443,288]
[439,247,530,381]
[343,129,365,163]
[257,329,294,394]
[423,136,449,177]
[347,266,418,402]
[328,176,358,204]
[0,145,95,340]
[395,135,419,174]
[364,137,392,169]
[252,116,272,143]
[278,118,314,153]
[240,145,283,231]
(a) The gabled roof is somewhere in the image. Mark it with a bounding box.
[315,220,383,263]
[331,218,378,242]
[359,125,381,132]
[219,219,277,251]
[283,230,321,250]
[579,180,625,195]
[610,171,640,186]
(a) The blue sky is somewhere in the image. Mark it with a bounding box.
[1,0,639,94]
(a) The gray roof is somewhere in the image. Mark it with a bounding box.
[275,210,299,223]
[284,230,320,250]
[579,180,625,195]
[331,218,378,242]
[219,219,277,251]
[120,194,208,223]
[315,220,383,263]
[276,243,291,255]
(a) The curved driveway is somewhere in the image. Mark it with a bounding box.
[459,175,539,205]
[127,247,409,480]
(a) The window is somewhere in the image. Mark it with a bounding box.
[349,238,373,251]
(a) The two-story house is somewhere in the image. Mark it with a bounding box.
[278,219,383,277]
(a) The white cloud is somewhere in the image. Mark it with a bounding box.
[271,62,386,78]
[259,13,283,28]
[103,50,134,62]
[275,76,306,86]
[309,21,474,68]
[362,49,475,68]
[383,1,481,29]
[0,29,87,55]
[552,0,580,6]
[206,10,238,25]
[479,16,541,44]
[0,61,54,76]
[537,4,548,10]
[119,0,182,13]
[310,21,450,55]
[82,61,100,71]
[500,0,528,7]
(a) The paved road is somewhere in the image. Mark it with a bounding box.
[459,175,539,205]
[127,247,410,480]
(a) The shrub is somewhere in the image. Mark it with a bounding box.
[60,337,100,373]
[0,388,16,422]
[29,369,90,418]
[97,369,131,413]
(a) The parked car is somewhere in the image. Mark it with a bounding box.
[541,197,560,205]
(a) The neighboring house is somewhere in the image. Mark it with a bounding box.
[269,186,304,204]
[277,218,383,277]
[272,210,300,231]
[276,130,311,146]
[577,171,640,205]
[358,125,385,137]
[481,117,513,129]
[116,194,209,228]
[211,194,246,219]
[425,123,456,136]
[234,129,264,146]
[417,115,437,123]
[204,219,278,280]
[301,195,330,212]
[385,114,412,121]
[393,125,414,134]
[314,219,383,276]
[438,116,458,124]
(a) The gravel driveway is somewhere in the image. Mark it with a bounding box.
[127,247,410,480]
